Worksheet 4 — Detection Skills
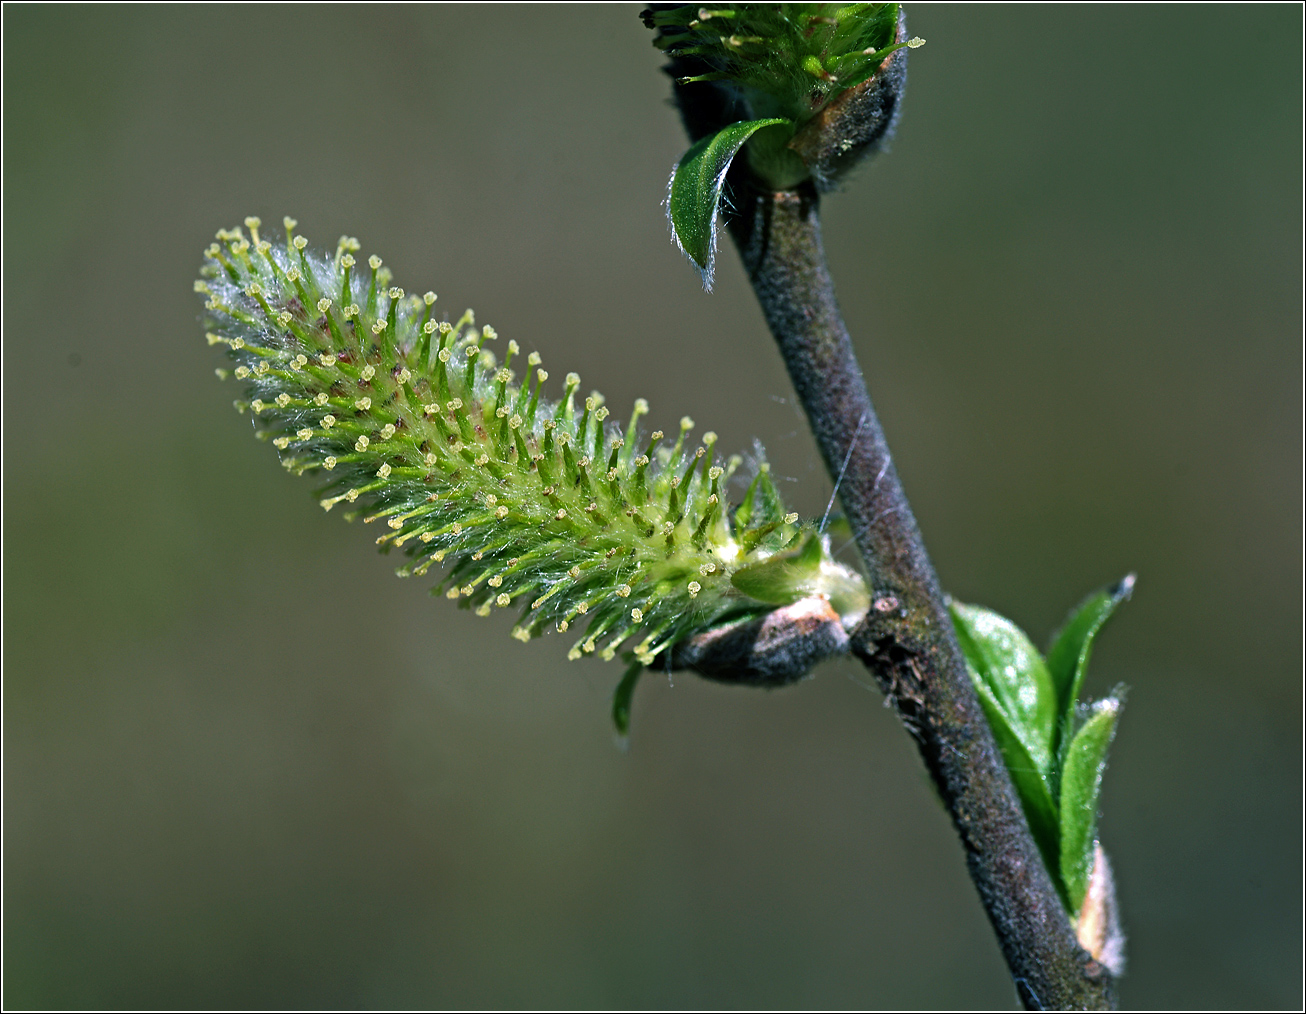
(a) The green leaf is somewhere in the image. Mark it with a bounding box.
[967,666,1062,890]
[612,662,642,738]
[951,601,1062,896]
[950,602,1058,776]
[667,118,791,287]
[1046,575,1134,736]
[730,529,824,605]
[1059,698,1121,913]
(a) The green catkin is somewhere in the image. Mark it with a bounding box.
[198,223,867,670]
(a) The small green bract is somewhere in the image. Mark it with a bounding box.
[197,218,867,671]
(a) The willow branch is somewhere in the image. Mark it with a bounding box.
[723,181,1116,1011]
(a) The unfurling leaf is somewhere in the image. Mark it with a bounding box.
[1059,698,1121,913]
[1046,574,1134,748]
[667,118,790,287]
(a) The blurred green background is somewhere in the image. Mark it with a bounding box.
[4,4,1300,1009]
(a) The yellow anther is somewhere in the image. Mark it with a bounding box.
[425,452,438,466]
[508,414,522,429]
[355,435,369,451]
[194,280,210,294]
[355,397,371,410]
[537,368,548,383]
[360,364,375,381]
[368,255,382,270]
[423,320,437,334]
[661,521,674,535]
[784,512,799,524]
[346,489,360,502]
[496,368,511,384]
[380,423,396,439]
[420,532,435,542]
[634,398,649,414]
[215,368,229,380]
[907,36,925,48]
[595,407,609,421]
[293,354,309,368]
[286,267,301,283]
[651,430,664,441]
[607,468,618,481]
[568,566,581,578]
[464,346,478,360]
[699,563,716,576]
[314,392,329,406]
[634,455,649,468]
[583,639,596,654]
[703,431,718,445]
[205,332,222,345]
[296,428,313,440]
[555,508,567,520]
[283,216,297,230]
[341,253,356,269]
[585,396,596,412]
[567,647,581,660]
[475,453,490,467]
[388,287,403,299]
[234,366,250,379]
[388,517,403,529]
[687,581,701,598]
[451,522,462,535]
[446,588,460,599]
[317,297,332,313]
[447,398,462,411]
[617,584,632,598]
[293,235,307,251]
[371,320,386,335]
[257,241,271,254]
[438,348,451,363]
[250,399,266,413]
[377,463,391,478]
[460,583,474,596]
[277,311,292,327]
[475,603,492,617]
[493,593,508,608]
[495,506,508,519]
[708,466,723,480]
[482,325,497,341]
[273,436,290,449]
[321,414,336,428]
[512,627,531,642]
[342,304,358,319]
[565,372,580,387]
[575,601,589,615]
[680,416,694,431]
[423,291,437,306]
[229,337,245,350]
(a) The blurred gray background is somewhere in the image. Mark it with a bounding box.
[4,4,1300,1009]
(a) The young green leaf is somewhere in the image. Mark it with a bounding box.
[951,601,1062,891]
[1059,698,1121,914]
[950,602,1058,775]
[667,118,790,287]
[966,667,1062,888]
[612,662,642,738]
[1046,575,1134,741]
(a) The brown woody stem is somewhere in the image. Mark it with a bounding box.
[724,183,1116,1011]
